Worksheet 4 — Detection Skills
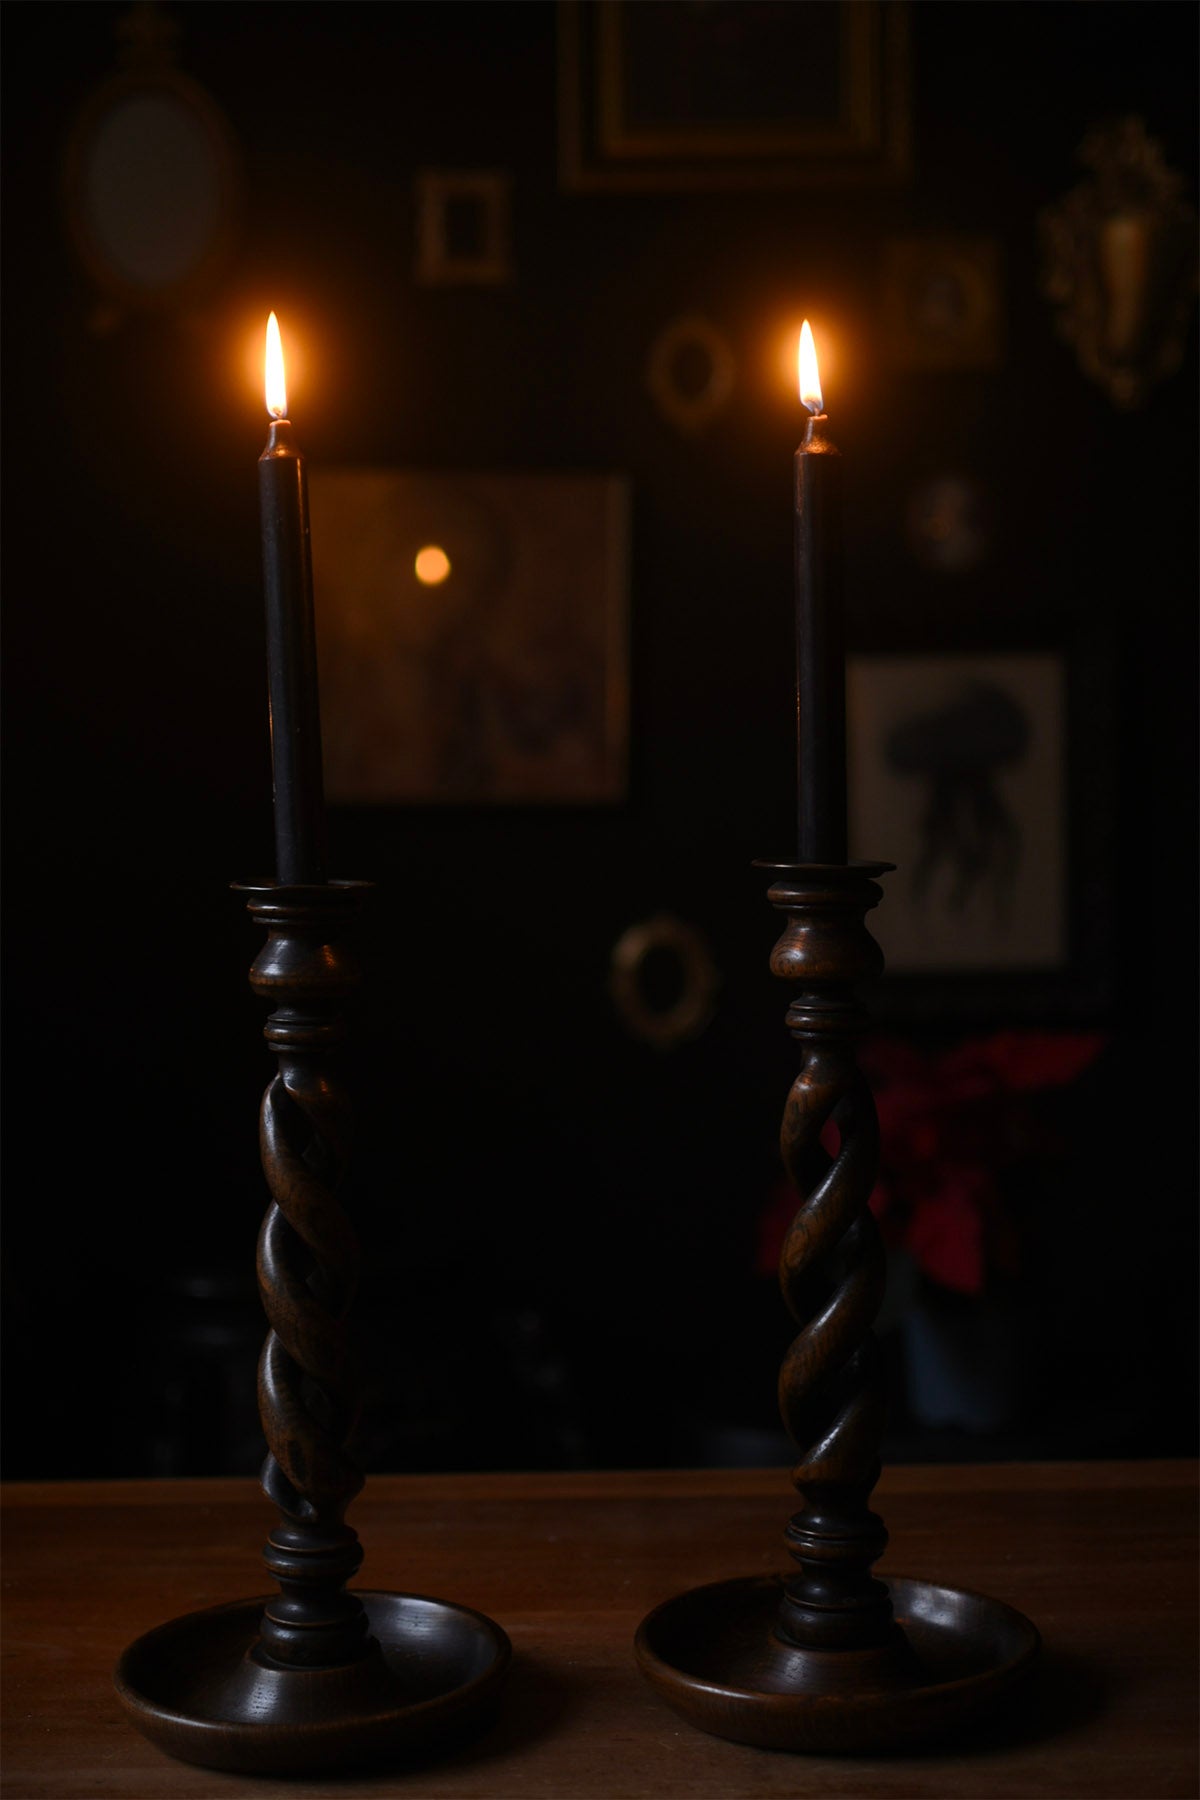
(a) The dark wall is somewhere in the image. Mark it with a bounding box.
[4,2,1197,1481]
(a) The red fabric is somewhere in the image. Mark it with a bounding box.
[756,1030,1108,1294]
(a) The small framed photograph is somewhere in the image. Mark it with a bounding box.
[414,170,512,286]
[847,641,1114,1019]
[881,237,1003,371]
[558,0,910,191]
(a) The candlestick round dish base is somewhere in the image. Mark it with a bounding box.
[635,1574,1038,1754]
[115,1590,511,1776]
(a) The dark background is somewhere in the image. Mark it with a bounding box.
[3,1,1196,1482]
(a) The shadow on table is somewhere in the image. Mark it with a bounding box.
[274,1650,575,1788]
[897,1648,1109,1761]
[437,1649,577,1767]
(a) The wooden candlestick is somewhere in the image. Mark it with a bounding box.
[115,880,509,1776]
[635,860,1039,1752]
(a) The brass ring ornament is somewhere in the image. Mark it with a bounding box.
[645,316,736,433]
[609,914,719,1050]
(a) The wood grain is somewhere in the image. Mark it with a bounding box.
[3,1461,1196,1799]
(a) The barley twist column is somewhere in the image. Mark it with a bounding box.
[241,879,372,1670]
[634,857,1039,1751]
[115,871,510,1774]
[765,861,898,1659]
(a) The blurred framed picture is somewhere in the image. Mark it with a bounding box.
[882,237,1003,371]
[558,0,910,191]
[414,170,512,286]
[847,638,1115,1020]
[309,470,629,806]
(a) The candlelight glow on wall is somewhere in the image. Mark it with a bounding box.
[798,320,824,415]
[265,311,288,419]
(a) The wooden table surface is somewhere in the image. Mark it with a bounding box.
[3,1461,1196,1799]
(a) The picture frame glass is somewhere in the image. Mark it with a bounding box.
[309,470,629,806]
[848,652,1067,975]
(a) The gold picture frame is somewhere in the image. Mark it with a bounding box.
[414,170,513,287]
[558,0,910,191]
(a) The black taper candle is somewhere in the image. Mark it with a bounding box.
[259,320,327,886]
[793,326,847,864]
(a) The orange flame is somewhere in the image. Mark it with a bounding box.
[798,319,823,415]
[265,312,288,419]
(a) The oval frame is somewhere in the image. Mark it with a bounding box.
[645,315,736,433]
[609,913,719,1050]
[63,63,241,315]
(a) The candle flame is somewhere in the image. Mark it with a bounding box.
[798,319,823,415]
[265,312,288,419]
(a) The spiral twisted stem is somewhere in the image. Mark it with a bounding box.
[762,864,896,1654]
[258,1059,363,1525]
[238,881,374,1670]
[778,1052,886,1488]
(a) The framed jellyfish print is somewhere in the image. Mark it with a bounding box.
[847,643,1115,1021]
